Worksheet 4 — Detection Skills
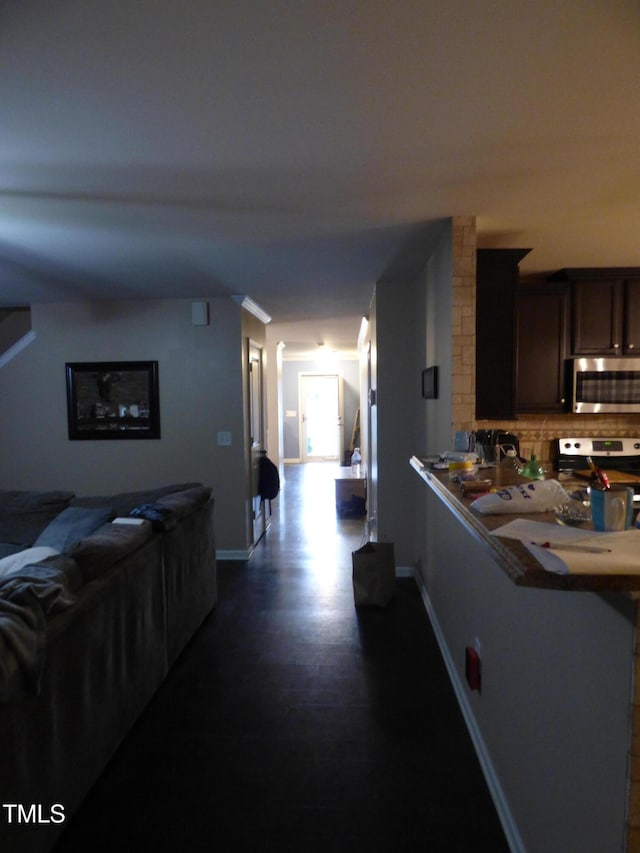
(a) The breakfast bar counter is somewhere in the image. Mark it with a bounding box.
[410,454,640,852]
[410,455,640,592]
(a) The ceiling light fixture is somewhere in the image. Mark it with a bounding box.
[357,316,369,349]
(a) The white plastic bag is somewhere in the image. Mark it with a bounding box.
[470,479,569,515]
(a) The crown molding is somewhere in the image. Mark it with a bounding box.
[232,295,271,324]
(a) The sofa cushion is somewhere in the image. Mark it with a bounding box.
[155,486,212,520]
[34,506,116,553]
[69,520,154,583]
[0,546,60,579]
[0,490,75,546]
[71,483,201,516]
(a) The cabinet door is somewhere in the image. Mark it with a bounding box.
[517,286,569,413]
[476,249,530,419]
[623,279,640,354]
[571,279,622,355]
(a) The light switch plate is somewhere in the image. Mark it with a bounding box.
[217,431,232,446]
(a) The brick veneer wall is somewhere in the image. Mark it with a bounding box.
[451,216,477,431]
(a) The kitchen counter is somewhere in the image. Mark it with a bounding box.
[410,455,640,591]
[410,454,640,852]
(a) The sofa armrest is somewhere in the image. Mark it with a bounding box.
[69,520,155,583]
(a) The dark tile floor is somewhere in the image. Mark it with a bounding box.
[53,463,509,852]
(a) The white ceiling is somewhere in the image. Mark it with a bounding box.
[1,1,639,354]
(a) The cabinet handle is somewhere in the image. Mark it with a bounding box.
[629,343,635,349]
[614,343,620,349]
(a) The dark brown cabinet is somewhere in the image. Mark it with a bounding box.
[550,268,640,356]
[572,277,620,355]
[476,248,530,419]
[476,261,640,418]
[623,279,640,354]
[516,284,569,413]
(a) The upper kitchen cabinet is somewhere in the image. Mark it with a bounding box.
[549,268,640,356]
[625,279,640,352]
[476,248,531,419]
[516,282,569,413]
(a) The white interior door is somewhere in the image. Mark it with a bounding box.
[300,373,343,461]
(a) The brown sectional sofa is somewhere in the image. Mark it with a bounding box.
[0,484,216,853]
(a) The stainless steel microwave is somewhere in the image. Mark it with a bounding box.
[572,357,640,413]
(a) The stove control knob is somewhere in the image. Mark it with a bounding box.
[574,442,581,449]
[634,443,640,450]
[563,442,572,449]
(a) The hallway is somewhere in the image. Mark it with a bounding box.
[54,463,509,852]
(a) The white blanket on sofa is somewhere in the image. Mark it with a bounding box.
[0,561,77,702]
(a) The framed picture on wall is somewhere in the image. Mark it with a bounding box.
[422,366,439,400]
[65,361,160,440]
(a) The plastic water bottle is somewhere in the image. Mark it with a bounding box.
[351,447,362,477]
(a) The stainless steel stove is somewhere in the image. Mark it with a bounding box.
[556,437,640,502]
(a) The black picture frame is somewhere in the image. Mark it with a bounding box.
[66,361,160,440]
[422,366,439,400]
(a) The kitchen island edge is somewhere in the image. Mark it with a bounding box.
[410,455,640,592]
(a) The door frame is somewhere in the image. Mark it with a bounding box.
[247,339,267,545]
[298,371,344,462]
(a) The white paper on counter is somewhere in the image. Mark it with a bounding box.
[490,518,640,575]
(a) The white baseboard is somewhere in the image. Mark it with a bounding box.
[395,565,415,577]
[216,549,252,561]
[410,567,524,853]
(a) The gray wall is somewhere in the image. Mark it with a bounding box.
[0,298,250,555]
[424,223,454,454]
[372,217,633,849]
[374,220,454,564]
[375,275,423,557]
[421,486,633,852]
